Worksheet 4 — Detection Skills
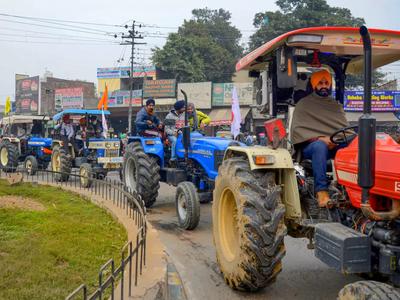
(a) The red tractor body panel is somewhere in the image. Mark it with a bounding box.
[335,134,400,209]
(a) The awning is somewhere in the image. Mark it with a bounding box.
[346,112,399,122]
[208,107,251,126]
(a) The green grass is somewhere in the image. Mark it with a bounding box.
[0,180,128,300]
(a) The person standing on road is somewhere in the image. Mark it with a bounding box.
[245,132,253,146]
[165,100,186,167]
[136,99,164,138]
[259,133,268,146]
[55,115,80,158]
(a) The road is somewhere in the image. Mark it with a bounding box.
[147,183,363,300]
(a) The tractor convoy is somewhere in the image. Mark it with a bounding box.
[2,24,400,299]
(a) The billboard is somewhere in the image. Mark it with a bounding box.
[343,91,400,112]
[143,79,176,98]
[97,66,156,78]
[100,90,142,107]
[15,76,40,115]
[55,87,84,111]
[212,83,253,106]
[177,82,212,109]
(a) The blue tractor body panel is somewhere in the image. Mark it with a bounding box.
[127,137,165,168]
[83,138,121,165]
[27,137,53,156]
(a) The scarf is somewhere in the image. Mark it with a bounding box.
[290,92,353,145]
[188,102,198,131]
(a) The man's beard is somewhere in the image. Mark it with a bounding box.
[315,86,332,97]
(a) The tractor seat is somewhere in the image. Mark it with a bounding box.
[301,158,333,173]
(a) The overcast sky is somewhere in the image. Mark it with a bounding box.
[1,0,399,104]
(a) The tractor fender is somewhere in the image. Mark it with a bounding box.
[224,146,301,218]
[127,137,165,168]
[51,140,75,158]
[1,137,21,154]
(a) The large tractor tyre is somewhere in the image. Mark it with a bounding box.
[213,157,287,292]
[338,281,400,300]
[24,156,38,176]
[175,182,201,230]
[0,142,19,173]
[123,142,160,208]
[79,163,93,188]
[51,145,71,182]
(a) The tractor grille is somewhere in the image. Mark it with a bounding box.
[106,149,119,158]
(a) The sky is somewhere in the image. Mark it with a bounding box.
[1,0,400,104]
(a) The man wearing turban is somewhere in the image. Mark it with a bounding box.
[165,100,186,167]
[291,70,353,207]
[136,99,164,138]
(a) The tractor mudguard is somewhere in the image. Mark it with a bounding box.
[127,137,165,168]
[223,146,302,218]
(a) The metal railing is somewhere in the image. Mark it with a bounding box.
[0,166,146,300]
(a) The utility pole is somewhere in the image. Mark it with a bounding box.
[121,21,146,133]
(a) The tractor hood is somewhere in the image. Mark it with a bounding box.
[28,137,53,147]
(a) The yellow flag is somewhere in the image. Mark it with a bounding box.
[5,97,11,116]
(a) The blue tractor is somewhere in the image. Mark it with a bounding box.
[51,109,123,186]
[122,91,244,230]
[0,115,52,174]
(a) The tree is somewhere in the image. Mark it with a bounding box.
[249,0,365,50]
[346,69,390,90]
[152,8,243,83]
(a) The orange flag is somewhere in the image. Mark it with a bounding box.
[98,86,108,110]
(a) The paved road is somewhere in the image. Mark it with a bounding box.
[147,183,363,300]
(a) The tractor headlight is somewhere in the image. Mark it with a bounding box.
[114,142,119,148]
[105,142,111,148]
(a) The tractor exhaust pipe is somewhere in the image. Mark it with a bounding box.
[358,26,379,219]
[180,90,190,163]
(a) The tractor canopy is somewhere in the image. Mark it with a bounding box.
[1,115,50,125]
[52,109,110,121]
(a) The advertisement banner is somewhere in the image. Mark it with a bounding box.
[15,75,40,115]
[55,87,84,111]
[343,91,400,112]
[212,83,253,106]
[97,66,156,78]
[100,90,142,107]
[177,82,212,109]
[143,80,176,98]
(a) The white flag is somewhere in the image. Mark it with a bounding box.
[230,86,242,139]
[102,109,108,139]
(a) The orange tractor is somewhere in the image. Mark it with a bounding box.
[212,26,400,299]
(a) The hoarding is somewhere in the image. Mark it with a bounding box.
[212,83,253,106]
[143,79,176,98]
[15,75,40,115]
[97,66,156,78]
[100,90,142,107]
[343,91,400,112]
[177,82,212,109]
[55,87,84,111]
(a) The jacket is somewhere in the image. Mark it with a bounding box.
[189,110,211,131]
[136,107,162,135]
[165,110,186,136]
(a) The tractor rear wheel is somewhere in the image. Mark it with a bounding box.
[338,281,400,299]
[51,145,71,182]
[213,157,287,292]
[123,142,160,207]
[24,156,38,176]
[0,141,19,173]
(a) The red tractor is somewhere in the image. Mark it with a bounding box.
[212,26,400,299]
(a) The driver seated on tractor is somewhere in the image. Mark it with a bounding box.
[87,116,102,138]
[54,115,80,158]
[31,119,44,137]
[291,69,354,208]
[165,100,186,167]
[136,99,164,139]
[18,123,29,152]
[187,102,211,133]
[75,117,86,149]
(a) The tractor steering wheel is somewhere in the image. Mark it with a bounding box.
[330,125,358,145]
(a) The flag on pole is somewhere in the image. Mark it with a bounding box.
[231,86,242,139]
[102,108,108,139]
[97,86,108,110]
[5,97,11,116]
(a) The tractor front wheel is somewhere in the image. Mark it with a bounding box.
[338,281,400,299]
[122,142,160,207]
[24,156,38,176]
[213,157,287,292]
[175,181,200,230]
[80,163,93,188]
[0,142,19,173]
[51,145,71,182]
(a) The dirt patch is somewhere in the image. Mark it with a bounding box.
[0,196,46,211]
